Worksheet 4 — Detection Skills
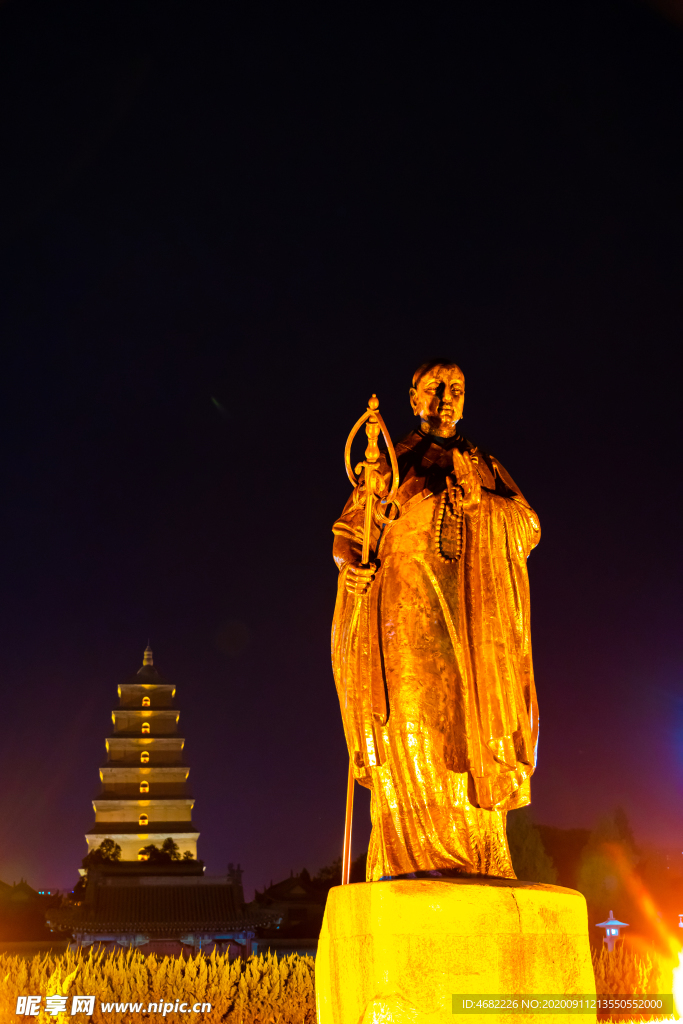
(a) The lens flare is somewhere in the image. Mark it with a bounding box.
[592,842,681,1020]
[673,951,683,1017]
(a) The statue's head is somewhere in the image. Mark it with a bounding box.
[409,359,465,438]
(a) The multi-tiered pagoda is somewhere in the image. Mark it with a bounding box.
[85,646,199,862]
[48,646,277,955]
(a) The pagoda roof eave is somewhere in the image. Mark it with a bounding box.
[119,682,175,689]
[105,737,184,746]
[93,797,195,805]
[113,709,179,716]
[109,733,181,740]
[99,763,189,770]
[86,824,200,836]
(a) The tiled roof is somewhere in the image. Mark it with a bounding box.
[48,885,275,935]
[122,666,173,687]
[255,874,325,905]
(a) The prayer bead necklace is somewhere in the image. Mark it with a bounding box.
[435,481,464,563]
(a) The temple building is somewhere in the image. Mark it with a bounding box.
[85,645,199,862]
[47,861,272,957]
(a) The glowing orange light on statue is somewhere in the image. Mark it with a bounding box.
[141,722,150,734]
[140,781,149,793]
[140,751,149,763]
[139,813,148,826]
[142,697,150,707]
[333,368,542,882]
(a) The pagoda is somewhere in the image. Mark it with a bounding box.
[85,646,199,862]
[47,646,278,955]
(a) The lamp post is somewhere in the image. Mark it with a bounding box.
[596,910,629,952]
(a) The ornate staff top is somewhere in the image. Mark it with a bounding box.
[343,395,401,565]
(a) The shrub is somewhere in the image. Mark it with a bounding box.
[0,948,316,1023]
[592,944,662,998]
[0,941,672,1023]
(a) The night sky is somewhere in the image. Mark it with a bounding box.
[0,0,681,899]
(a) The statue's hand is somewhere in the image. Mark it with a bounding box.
[345,561,378,597]
[452,449,481,509]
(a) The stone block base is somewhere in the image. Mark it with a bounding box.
[315,877,595,1024]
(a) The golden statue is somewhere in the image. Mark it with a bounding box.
[331,360,540,881]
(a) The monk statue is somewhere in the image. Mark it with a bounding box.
[331,360,541,880]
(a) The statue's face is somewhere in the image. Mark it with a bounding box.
[410,364,465,437]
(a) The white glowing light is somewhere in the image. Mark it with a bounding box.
[672,950,683,1018]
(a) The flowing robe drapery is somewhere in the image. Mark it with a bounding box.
[331,430,540,880]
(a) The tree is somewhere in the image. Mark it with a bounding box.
[314,852,367,890]
[576,808,638,927]
[507,808,558,883]
[182,850,194,860]
[66,876,86,905]
[613,807,638,854]
[81,838,122,868]
[139,838,182,864]
[161,838,181,861]
[139,844,166,863]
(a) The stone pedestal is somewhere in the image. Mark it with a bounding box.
[316,877,595,1024]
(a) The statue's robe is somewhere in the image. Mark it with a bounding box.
[331,430,540,880]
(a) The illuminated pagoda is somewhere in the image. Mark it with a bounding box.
[85,645,199,862]
[47,647,277,955]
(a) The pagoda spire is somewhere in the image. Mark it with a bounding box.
[143,644,153,666]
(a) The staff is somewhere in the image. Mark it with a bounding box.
[340,394,400,884]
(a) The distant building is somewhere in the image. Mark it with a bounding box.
[0,881,60,942]
[85,646,198,862]
[48,862,274,957]
[251,871,326,958]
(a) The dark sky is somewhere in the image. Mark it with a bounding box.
[0,0,681,899]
